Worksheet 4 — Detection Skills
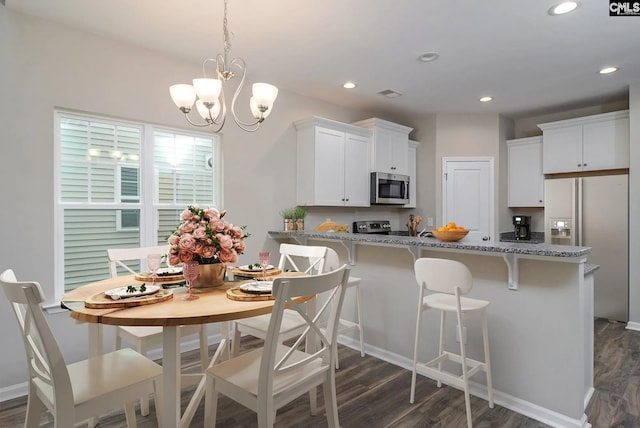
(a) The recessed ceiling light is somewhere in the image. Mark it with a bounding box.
[548,1,579,16]
[418,52,440,62]
[598,66,619,75]
[479,96,493,103]
[343,82,357,89]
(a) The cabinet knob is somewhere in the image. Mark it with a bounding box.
[391,166,396,170]
[583,163,587,167]
[577,163,582,167]
[345,198,349,201]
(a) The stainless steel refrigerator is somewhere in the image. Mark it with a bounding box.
[544,174,628,322]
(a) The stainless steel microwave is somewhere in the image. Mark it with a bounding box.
[370,172,410,205]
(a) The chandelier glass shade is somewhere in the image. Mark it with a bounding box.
[169,0,278,132]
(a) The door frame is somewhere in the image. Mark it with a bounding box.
[441,156,495,242]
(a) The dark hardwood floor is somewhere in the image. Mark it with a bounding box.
[1,318,638,427]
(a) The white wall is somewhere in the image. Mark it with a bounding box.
[0,7,391,394]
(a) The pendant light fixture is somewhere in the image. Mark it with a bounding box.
[169,0,278,132]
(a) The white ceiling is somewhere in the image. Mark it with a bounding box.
[6,0,640,119]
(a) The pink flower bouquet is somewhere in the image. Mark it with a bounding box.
[167,205,249,265]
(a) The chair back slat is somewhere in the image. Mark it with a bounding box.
[277,243,327,275]
[259,265,349,394]
[414,258,473,295]
[107,245,169,278]
[0,269,74,412]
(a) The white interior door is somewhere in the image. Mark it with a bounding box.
[442,157,494,242]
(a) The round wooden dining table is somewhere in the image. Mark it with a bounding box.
[62,273,311,428]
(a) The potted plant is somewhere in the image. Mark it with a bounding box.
[280,207,296,231]
[292,205,308,231]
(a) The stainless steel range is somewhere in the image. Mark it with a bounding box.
[352,220,392,234]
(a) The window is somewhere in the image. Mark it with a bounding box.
[54,111,220,299]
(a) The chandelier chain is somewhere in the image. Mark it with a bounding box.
[222,0,232,55]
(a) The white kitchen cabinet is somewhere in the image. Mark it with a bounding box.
[507,136,544,207]
[404,140,418,208]
[294,117,371,207]
[538,110,629,174]
[352,118,413,175]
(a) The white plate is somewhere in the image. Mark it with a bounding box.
[237,264,274,272]
[105,285,161,300]
[239,281,273,294]
[157,267,182,275]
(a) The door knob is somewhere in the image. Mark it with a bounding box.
[482,236,489,241]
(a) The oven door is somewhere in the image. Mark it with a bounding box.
[371,172,409,204]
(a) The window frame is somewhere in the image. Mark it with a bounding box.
[53,110,221,305]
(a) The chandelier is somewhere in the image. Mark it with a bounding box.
[169,0,278,132]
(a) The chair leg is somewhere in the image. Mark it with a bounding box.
[355,284,365,357]
[153,378,164,428]
[437,310,446,388]
[257,397,275,428]
[199,324,209,370]
[137,341,150,417]
[482,311,494,408]
[203,377,218,428]
[115,330,122,350]
[24,387,45,428]
[124,401,137,428]
[456,310,472,428]
[323,372,340,428]
[410,300,424,404]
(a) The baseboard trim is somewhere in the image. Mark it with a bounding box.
[625,321,640,331]
[338,336,591,428]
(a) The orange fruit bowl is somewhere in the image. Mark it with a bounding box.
[431,229,469,242]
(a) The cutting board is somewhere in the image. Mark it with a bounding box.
[85,289,173,308]
[226,286,274,301]
[231,267,282,279]
[134,272,185,284]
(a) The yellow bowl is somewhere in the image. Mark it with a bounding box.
[431,229,469,242]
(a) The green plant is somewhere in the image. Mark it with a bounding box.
[292,205,308,219]
[280,207,296,219]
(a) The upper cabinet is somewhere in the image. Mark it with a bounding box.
[507,137,544,207]
[294,117,372,207]
[538,110,629,174]
[352,118,413,175]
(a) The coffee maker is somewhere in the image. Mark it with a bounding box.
[513,215,531,241]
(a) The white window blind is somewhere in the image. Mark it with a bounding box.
[55,111,220,297]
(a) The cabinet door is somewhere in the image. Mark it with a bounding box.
[403,141,418,208]
[344,133,371,206]
[508,138,543,207]
[582,117,629,171]
[372,128,409,174]
[542,126,582,174]
[312,127,345,205]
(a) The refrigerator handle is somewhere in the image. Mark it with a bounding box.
[576,177,583,246]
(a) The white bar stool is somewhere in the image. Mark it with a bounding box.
[410,258,493,428]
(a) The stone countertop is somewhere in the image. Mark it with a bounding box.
[585,263,599,275]
[268,230,591,258]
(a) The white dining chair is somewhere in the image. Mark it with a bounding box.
[204,264,350,428]
[231,243,328,357]
[410,258,493,428]
[0,269,163,428]
[108,246,209,416]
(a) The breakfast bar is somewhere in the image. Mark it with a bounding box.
[269,231,595,428]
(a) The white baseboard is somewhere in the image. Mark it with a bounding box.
[337,336,591,428]
[625,321,640,331]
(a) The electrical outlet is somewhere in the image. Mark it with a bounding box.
[427,217,434,227]
[455,326,467,344]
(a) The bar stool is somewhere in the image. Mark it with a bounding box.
[410,258,493,428]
